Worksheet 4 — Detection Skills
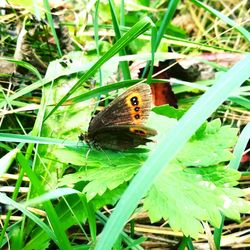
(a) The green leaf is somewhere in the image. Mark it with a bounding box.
[54,145,148,167]
[56,109,249,241]
[185,166,240,187]
[92,183,128,209]
[59,165,139,201]
[57,112,246,240]
[176,119,238,166]
[153,105,186,119]
[144,165,250,239]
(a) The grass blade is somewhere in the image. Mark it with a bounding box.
[43,0,62,57]
[229,122,250,170]
[108,0,131,79]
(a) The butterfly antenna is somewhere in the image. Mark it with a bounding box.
[84,148,91,168]
[99,147,112,165]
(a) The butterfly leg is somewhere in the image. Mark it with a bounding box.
[85,148,91,162]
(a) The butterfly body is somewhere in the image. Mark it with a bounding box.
[81,83,157,151]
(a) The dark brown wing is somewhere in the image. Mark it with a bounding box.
[88,125,157,151]
[88,83,152,134]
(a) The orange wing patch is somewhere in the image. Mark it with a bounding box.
[129,127,147,136]
[125,92,143,124]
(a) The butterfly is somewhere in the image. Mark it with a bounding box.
[79,83,157,151]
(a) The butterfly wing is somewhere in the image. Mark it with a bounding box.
[88,125,157,151]
[88,83,152,134]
